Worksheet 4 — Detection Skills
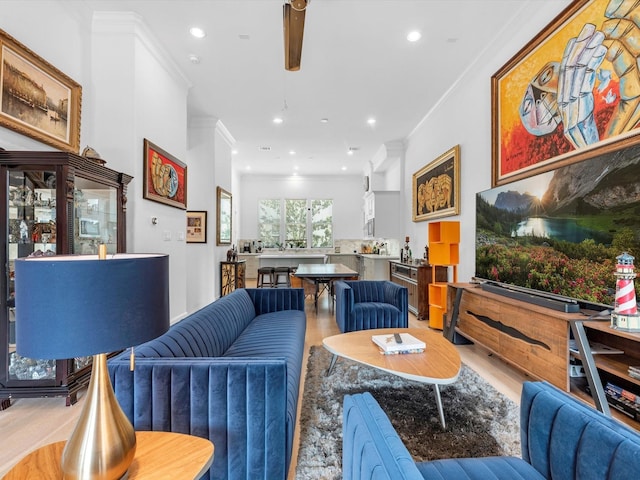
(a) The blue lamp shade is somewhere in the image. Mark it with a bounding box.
[14,254,170,359]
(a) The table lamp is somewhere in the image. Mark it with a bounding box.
[14,249,170,480]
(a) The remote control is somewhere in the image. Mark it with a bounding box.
[394,333,403,344]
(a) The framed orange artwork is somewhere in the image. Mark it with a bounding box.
[492,0,640,186]
[143,139,187,209]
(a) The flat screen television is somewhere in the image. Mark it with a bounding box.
[475,143,640,311]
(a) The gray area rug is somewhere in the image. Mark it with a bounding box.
[295,345,521,479]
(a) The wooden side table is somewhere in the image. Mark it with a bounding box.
[4,431,214,479]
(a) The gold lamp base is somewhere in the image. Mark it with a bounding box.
[62,353,136,480]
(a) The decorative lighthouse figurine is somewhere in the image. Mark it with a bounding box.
[611,252,640,331]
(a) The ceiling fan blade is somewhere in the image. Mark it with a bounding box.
[283,0,307,71]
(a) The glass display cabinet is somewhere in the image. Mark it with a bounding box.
[0,150,132,409]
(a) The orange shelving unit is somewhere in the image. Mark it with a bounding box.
[427,221,460,329]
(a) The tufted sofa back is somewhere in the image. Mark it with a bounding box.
[521,381,640,479]
[133,289,257,358]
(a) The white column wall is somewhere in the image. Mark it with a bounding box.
[90,12,191,322]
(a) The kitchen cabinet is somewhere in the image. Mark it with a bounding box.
[360,255,397,280]
[237,253,259,279]
[327,254,359,272]
[0,150,132,409]
[363,191,400,238]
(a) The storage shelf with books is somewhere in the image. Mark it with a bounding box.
[571,320,640,430]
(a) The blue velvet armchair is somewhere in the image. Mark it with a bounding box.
[334,280,409,333]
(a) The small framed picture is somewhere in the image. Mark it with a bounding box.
[186,210,207,243]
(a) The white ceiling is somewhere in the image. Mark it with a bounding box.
[75,0,532,177]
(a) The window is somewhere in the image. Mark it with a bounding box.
[258,198,333,248]
[285,199,307,248]
[311,199,333,247]
[258,199,280,248]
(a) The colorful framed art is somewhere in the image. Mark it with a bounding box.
[0,29,82,153]
[143,139,187,209]
[412,145,460,222]
[491,0,640,186]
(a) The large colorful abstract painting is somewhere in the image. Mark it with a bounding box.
[492,0,640,186]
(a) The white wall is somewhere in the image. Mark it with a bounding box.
[401,0,572,282]
[90,12,191,322]
[238,174,364,240]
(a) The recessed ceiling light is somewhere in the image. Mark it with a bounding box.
[407,30,422,42]
[188,54,201,64]
[341,166,347,171]
[189,27,206,38]
[320,118,329,123]
[232,149,238,155]
[289,150,296,155]
[294,165,299,170]
[246,165,251,170]
[273,117,284,124]
[347,150,354,156]
[367,117,376,126]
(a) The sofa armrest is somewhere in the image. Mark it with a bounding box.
[521,381,640,479]
[343,392,425,480]
[109,357,290,480]
[335,281,354,333]
[244,287,305,315]
[383,281,409,314]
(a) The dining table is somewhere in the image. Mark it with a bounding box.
[294,263,359,313]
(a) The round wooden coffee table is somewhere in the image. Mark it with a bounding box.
[323,328,461,427]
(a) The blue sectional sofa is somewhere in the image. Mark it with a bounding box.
[108,288,306,480]
[343,381,640,480]
[334,280,408,333]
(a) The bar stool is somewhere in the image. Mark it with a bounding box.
[274,266,291,287]
[257,267,275,287]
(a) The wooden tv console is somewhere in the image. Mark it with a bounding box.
[445,283,640,430]
[445,283,577,391]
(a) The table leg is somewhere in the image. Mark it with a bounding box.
[433,384,446,428]
[326,354,338,376]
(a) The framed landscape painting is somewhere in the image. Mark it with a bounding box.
[412,145,460,222]
[216,187,232,245]
[143,139,187,209]
[0,29,81,153]
[492,0,640,186]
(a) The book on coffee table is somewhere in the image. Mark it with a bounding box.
[372,333,426,354]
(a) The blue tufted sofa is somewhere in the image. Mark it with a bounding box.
[108,287,306,480]
[343,381,640,480]
[334,280,408,333]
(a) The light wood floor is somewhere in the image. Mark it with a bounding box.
[0,287,529,478]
